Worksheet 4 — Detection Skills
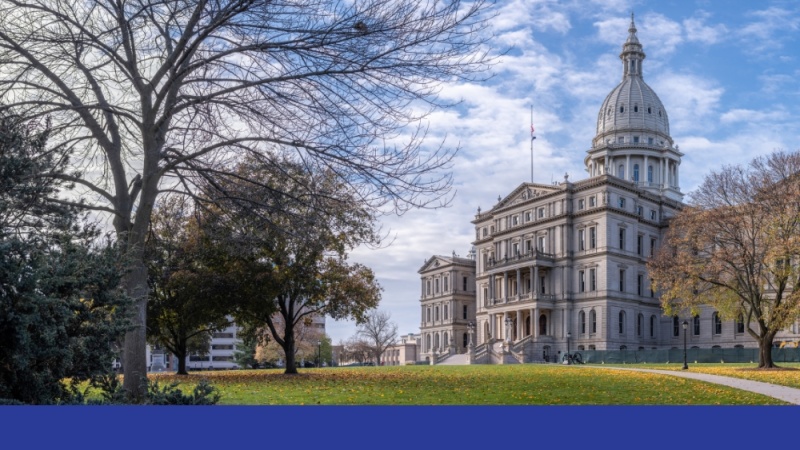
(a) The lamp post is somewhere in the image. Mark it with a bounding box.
[566,331,572,364]
[317,340,321,368]
[682,320,689,370]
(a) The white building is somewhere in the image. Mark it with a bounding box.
[421,15,800,364]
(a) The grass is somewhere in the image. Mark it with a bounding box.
[142,364,790,405]
[602,362,800,389]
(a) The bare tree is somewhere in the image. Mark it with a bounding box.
[340,336,372,365]
[649,150,800,368]
[357,310,398,366]
[0,0,494,398]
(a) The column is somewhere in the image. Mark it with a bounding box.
[503,311,509,342]
[529,308,535,337]
[662,158,667,188]
[516,310,523,341]
[489,314,495,340]
[626,154,631,181]
[529,266,535,296]
[534,266,540,296]
[516,268,521,297]
[643,155,648,185]
[533,307,539,337]
[503,272,508,302]
[676,162,680,188]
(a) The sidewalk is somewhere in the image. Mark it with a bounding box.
[599,366,800,405]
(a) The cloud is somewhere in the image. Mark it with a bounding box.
[738,6,800,55]
[651,72,724,134]
[683,11,728,45]
[719,108,784,124]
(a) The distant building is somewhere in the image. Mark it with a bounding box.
[382,333,421,365]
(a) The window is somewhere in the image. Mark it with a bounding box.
[650,210,657,221]
[637,205,643,216]
[693,315,700,336]
[538,207,545,218]
[647,165,653,183]
[212,332,234,339]
[633,135,639,143]
[673,316,680,337]
[650,315,656,337]
[482,227,487,237]
[736,314,745,333]
[637,235,643,255]
[637,314,644,336]
[435,307,439,321]
[618,197,626,209]
[650,238,657,256]
[512,242,519,256]
[426,280,431,295]
[525,212,531,221]
[444,305,448,320]
[633,164,639,181]
[618,310,626,334]
[435,279,439,293]
[589,227,596,249]
[648,137,653,144]
[426,308,431,322]
[463,305,468,320]
[589,268,596,291]
[538,236,546,252]
[637,274,643,296]
[578,199,585,210]
[444,276,449,292]
[212,344,234,350]
[619,269,625,292]
[647,107,652,114]
[620,106,624,113]
[540,276,546,294]
[580,311,586,334]
[713,312,722,335]
[618,164,625,178]
[463,333,468,348]
[619,228,626,250]
[579,270,585,292]
[463,276,467,291]
[589,196,596,207]
[578,229,585,251]
[634,105,639,113]
[591,310,597,333]
[512,215,519,226]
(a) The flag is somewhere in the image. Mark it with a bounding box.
[531,123,536,141]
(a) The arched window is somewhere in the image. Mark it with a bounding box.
[634,105,639,113]
[589,345,596,350]
[637,313,644,336]
[693,315,700,336]
[433,334,440,350]
[620,106,625,113]
[650,315,656,337]
[647,107,652,114]
[713,312,722,335]
[618,310,626,334]
[672,316,680,337]
[434,306,439,321]
[539,314,548,336]
[618,164,625,179]
[425,334,431,352]
[647,165,653,183]
[590,309,597,334]
[577,345,585,351]
[580,311,586,334]
[633,164,640,182]
[443,332,449,347]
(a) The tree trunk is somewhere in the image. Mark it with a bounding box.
[121,257,149,400]
[758,335,777,368]
[176,349,188,375]
[283,330,298,375]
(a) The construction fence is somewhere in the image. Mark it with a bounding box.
[576,347,800,364]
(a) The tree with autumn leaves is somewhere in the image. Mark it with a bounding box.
[649,150,800,368]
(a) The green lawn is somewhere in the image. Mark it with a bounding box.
[146,364,790,405]
[600,362,800,389]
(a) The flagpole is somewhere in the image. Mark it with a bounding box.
[530,105,535,183]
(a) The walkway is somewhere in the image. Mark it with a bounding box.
[599,366,800,405]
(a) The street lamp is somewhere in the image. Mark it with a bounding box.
[468,321,475,347]
[566,331,572,364]
[317,340,321,368]
[682,320,689,370]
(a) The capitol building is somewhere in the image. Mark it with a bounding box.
[418,16,800,364]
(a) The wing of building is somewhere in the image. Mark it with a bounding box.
[418,15,800,365]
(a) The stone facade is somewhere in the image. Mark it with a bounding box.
[418,253,476,362]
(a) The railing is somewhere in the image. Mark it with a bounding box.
[483,292,556,307]
[487,250,555,270]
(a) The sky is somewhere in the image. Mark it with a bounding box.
[326,0,800,344]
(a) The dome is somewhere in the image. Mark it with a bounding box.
[593,14,671,148]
